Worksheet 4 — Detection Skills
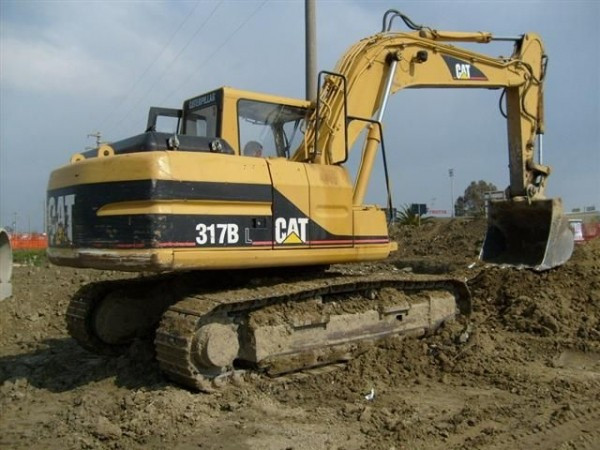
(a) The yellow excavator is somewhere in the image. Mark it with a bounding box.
[47,11,573,390]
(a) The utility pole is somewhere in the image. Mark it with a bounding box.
[87,131,102,149]
[305,0,317,101]
[448,168,455,218]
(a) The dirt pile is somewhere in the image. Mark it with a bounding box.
[469,261,600,340]
[389,218,487,273]
[0,267,128,351]
[391,218,487,259]
[1,227,599,449]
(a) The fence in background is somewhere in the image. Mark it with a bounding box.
[9,233,48,250]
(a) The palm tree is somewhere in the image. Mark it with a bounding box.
[396,204,432,226]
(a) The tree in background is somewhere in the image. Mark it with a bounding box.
[396,204,432,226]
[454,180,498,217]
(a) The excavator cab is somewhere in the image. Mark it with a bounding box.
[146,87,309,159]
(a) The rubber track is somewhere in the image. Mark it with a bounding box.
[155,274,470,391]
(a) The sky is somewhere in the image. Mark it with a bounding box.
[0,0,598,232]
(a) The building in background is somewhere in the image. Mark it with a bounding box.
[567,206,599,242]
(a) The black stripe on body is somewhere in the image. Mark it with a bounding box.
[47,180,388,249]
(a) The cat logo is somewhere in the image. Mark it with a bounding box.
[275,217,309,244]
[455,63,471,79]
[47,194,76,246]
[442,55,488,81]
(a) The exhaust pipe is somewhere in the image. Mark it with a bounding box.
[480,198,574,271]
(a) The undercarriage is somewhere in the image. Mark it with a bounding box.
[66,269,470,391]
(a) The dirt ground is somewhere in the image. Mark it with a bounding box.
[1,219,599,449]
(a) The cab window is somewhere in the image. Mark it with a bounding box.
[184,104,218,137]
[238,99,306,158]
[182,97,219,137]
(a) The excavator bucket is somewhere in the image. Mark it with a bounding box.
[480,198,574,271]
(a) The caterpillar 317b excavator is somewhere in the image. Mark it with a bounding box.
[47,11,573,390]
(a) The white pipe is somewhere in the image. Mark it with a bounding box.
[0,228,13,301]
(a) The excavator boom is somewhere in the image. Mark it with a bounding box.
[296,13,572,270]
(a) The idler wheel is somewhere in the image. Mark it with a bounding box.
[93,293,144,345]
[194,323,239,370]
[92,290,169,345]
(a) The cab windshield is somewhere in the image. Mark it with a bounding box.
[238,100,306,158]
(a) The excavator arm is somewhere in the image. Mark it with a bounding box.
[295,11,572,270]
[299,23,547,199]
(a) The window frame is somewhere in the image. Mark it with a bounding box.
[236,98,307,159]
[182,89,223,138]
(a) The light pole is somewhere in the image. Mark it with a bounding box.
[448,169,454,218]
[305,0,317,101]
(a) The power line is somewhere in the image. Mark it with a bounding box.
[98,0,202,132]
[110,0,225,137]
[157,0,269,106]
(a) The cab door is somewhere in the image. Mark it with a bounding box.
[304,164,354,248]
[266,159,311,249]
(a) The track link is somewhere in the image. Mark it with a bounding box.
[65,273,211,355]
[65,269,470,392]
[64,268,327,357]
[155,300,224,391]
[155,274,470,391]
[66,279,128,355]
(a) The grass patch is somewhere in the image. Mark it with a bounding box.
[13,249,48,266]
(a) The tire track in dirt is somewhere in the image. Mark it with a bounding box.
[488,403,600,450]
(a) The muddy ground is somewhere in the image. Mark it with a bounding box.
[1,219,599,449]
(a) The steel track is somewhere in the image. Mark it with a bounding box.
[154,274,471,391]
